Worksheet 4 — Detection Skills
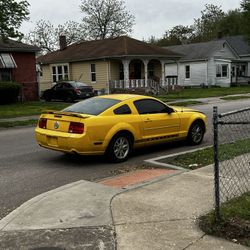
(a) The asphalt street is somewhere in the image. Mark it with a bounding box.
[0,98,249,221]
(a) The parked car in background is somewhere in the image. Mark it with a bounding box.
[36,94,207,163]
[42,81,95,102]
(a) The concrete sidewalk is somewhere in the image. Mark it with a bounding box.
[0,165,248,249]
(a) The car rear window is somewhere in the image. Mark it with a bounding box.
[63,97,121,115]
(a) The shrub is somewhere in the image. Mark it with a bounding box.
[0,82,21,104]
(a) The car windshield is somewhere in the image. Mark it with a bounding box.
[63,97,121,115]
[70,82,88,88]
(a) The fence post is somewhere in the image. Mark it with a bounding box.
[213,106,221,222]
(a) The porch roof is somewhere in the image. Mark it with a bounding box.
[38,36,182,64]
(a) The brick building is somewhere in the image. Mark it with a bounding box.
[0,39,40,101]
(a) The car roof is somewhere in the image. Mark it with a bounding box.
[59,81,88,86]
[96,94,150,101]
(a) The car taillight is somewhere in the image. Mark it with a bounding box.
[75,88,81,95]
[68,122,84,134]
[38,118,47,129]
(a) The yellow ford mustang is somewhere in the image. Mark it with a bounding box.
[35,94,206,162]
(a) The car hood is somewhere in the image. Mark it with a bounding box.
[172,106,205,114]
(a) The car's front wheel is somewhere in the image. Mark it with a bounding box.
[106,133,132,163]
[187,121,205,145]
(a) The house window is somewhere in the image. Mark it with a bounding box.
[216,64,228,78]
[52,65,69,82]
[0,69,11,81]
[185,65,190,79]
[90,63,96,82]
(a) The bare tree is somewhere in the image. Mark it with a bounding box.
[80,0,135,40]
[24,20,86,54]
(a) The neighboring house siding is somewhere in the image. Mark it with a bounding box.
[11,52,38,101]
[110,60,120,81]
[40,65,51,91]
[166,61,207,86]
[40,60,109,91]
[96,61,108,89]
[207,58,216,86]
[213,44,237,59]
[214,59,231,87]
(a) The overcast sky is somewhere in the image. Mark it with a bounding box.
[20,0,241,40]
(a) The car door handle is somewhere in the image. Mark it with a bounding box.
[145,118,152,123]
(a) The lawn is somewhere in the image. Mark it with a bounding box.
[159,138,250,169]
[158,86,250,101]
[200,192,250,247]
[0,102,69,119]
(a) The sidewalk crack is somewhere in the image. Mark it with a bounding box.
[182,233,206,250]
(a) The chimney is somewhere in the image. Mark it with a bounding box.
[59,35,67,50]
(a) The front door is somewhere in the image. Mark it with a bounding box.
[134,63,141,79]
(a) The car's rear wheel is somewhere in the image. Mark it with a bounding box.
[106,133,132,163]
[187,121,205,145]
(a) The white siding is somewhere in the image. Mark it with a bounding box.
[207,58,216,86]
[165,64,177,75]
[213,43,237,59]
[214,59,231,87]
[166,61,207,86]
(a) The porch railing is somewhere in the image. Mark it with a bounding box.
[109,76,178,94]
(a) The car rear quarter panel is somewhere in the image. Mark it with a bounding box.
[85,115,142,147]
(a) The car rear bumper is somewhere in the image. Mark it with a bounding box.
[35,128,105,155]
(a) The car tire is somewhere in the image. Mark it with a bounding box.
[187,121,205,145]
[106,133,132,163]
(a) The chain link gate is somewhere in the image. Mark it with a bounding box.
[213,106,250,221]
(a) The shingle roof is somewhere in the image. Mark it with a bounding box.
[0,39,40,52]
[165,40,226,61]
[38,36,182,64]
[164,36,250,61]
[225,35,250,56]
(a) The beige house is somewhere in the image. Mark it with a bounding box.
[37,36,181,94]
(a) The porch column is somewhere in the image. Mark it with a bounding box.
[160,60,166,86]
[177,61,180,85]
[143,59,149,87]
[122,59,130,88]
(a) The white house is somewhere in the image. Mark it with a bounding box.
[164,36,250,87]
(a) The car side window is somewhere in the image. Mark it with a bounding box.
[114,104,132,115]
[134,99,167,114]
[53,83,62,90]
[63,83,72,88]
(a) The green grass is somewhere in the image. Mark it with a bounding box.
[200,192,250,247]
[0,119,38,128]
[158,86,250,101]
[160,138,250,169]
[220,95,250,101]
[0,102,69,119]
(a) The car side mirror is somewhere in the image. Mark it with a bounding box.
[166,107,174,114]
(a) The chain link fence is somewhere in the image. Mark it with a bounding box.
[213,106,250,221]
